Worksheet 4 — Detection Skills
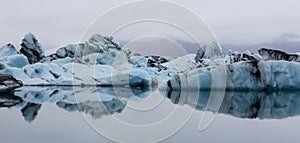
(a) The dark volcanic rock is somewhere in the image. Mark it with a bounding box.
[20,33,45,64]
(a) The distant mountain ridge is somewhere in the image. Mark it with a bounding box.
[120,38,300,54]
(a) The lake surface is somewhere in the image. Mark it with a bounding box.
[0,86,300,143]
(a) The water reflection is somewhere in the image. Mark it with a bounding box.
[56,99,125,119]
[0,93,23,108]
[165,89,300,119]
[1,85,300,123]
[21,103,41,122]
[0,85,151,122]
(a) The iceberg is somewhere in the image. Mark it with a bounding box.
[259,48,300,62]
[195,41,224,62]
[0,75,22,93]
[0,34,161,86]
[45,34,121,62]
[0,31,300,123]
[0,54,29,68]
[165,60,300,91]
[165,47,300,91]
[0,33,300,91]
[0,44,19,57]
[20,33,45,64]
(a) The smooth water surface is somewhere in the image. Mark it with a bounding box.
[0,86,300,143]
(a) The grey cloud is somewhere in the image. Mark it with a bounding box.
[1,0,300,52]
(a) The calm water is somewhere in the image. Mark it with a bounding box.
[0,86,300,143]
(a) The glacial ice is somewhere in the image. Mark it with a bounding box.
[162,54,197,73]
[166,60,300,91]
[0,54,29,68]
[20,33,45,64]
[195,41,224,61]
[0,44,18,57]
[0,33,300,91]
[0,34,160,86]
[1,32,300,123]
[259,48,300,62]
[0,75,22,93]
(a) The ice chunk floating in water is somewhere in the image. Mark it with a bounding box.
[0,75,22,93]
[0,33,300,90]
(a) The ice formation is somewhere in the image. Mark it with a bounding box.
[166,60,300,91]
[0,34,160,86]
[0,33,300,121]
[165,47,300,91]
[20,33,45,64]
[0,75,22,93]
[259,48,300,62]
[0,44,19,57]
[0,33,300,92]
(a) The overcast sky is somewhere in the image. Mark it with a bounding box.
[1,0,300,52]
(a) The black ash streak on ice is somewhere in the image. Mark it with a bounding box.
[0,33,300,121]
[0,75,22,93]
[168,45,300,91]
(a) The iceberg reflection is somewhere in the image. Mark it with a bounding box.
[164,89,300,119]
[0,85,151,122]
